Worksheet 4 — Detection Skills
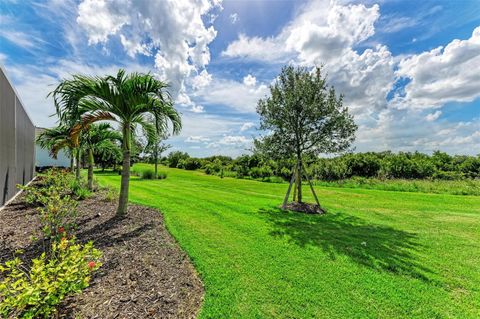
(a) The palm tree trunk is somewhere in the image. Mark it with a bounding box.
[69,151,74,172]
[117,125,131,216]
[87,148,94,191]
[75,148,81,180]
[154,143,158,179]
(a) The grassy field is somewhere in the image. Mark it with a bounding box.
[95,164,480,318]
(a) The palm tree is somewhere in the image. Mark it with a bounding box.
[51,69,181,216]
[143,116,171,179]
[36,126,78,173]
[83,123,122,190]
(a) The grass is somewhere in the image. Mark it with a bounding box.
[95,163,480,318]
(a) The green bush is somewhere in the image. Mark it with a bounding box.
[141,169,155,179]
[167,151,190,168]
[70,179,91,200]
[0,238,102,319]
[157,171,168,179]
[38,192,78,241]
[104,187,118,202]
[178,157,202,170]
[249,165,273,180]
[19,169,75,206]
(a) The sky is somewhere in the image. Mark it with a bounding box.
[0,0,479,157]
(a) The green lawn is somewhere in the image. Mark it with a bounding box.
[95,164,480,318]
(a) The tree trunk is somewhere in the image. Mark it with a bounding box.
[297,158,303,203]
[154,143,158,179]
[292,165,297,202]
[87,148,94,191]
[75,149,81,180]
[117,125,131,216]
[69,148,74,172]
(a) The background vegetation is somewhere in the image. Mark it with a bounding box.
[141,151,480,195]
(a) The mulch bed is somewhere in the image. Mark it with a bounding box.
[0,180,204,318]
[283,201,325,214]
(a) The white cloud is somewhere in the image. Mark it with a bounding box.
[425,110,442,122]
[222,1,394,114]
[206,135,252,150]
[77,0,129,45]
[355,108,480,155]
[0,30,37,48]
[185,135,210,143]
[190,69,213,89]
[380,16,418,33]
[229,13,239,24]
[240,122,254,132]
[394,26,480,109]
[193,77,269,113]
[167,112,253,156]
[243,74,256,86]
[222,34,292,61]
[218,135,251,145]
[76,0,221,101]
[176,89,205,113]
[191,105,205,113]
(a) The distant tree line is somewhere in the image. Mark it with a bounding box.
[151,150,480,181]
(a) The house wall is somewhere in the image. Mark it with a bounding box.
[0,66,35,207]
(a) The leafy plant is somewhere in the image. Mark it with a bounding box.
[141,169,156,180]
[0,238,101,319]
[38,193,78,241]
[157,171,168,179]
[104,187,119,202]
[70,179,92,200]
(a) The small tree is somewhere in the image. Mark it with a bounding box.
[255,66,357,212]
[52,70,181,216]
[83,123,122,190]
[143,123,171,179]
[36,126,78,173]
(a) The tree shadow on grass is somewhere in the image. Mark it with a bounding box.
[258,207,433,282]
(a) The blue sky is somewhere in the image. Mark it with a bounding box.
[1,0,479,157]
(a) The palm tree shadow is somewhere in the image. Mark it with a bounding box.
[258,207,433,282]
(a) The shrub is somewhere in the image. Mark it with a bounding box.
[18,184,51,207]
[19,169,75,206]
[104,187,118,202]
[0,238,102,319]
[70,179,91,200]
[249,165,273,180]
[432,170,464,180]
[179,158,202,170]
[157,171,168,179]
[344,153,381,178]
[141,169,156,179]
[38,193,78,241]
[74,187,92,200]
[167,151,190,168]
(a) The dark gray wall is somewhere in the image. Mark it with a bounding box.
[0,66,35,206]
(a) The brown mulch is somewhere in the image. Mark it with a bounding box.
[283,201,325,214]
[0,182,204,319]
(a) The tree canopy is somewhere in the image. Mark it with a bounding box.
[255,65,357,208]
